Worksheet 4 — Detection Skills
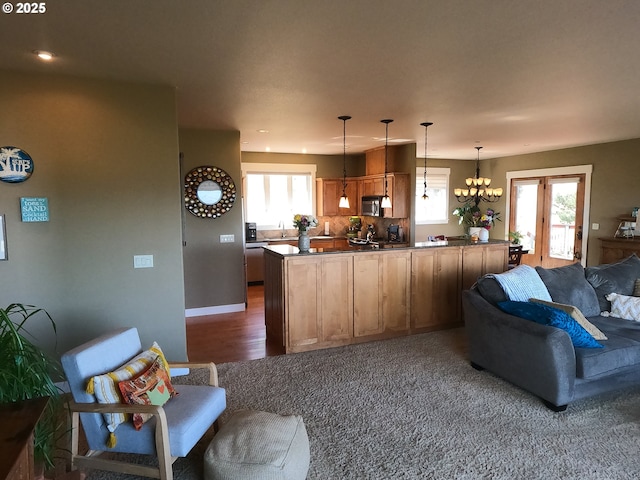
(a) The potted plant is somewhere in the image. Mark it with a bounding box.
[509,231,523,245]
[0,303,65,472]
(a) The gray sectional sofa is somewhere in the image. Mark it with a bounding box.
[462,254,640,411]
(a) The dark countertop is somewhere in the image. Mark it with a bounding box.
[264,239,509,257]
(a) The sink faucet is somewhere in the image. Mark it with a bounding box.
[278,220,286,238]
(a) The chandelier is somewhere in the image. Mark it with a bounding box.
[454,146,503,206]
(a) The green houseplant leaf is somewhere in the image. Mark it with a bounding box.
[0,303,65,469]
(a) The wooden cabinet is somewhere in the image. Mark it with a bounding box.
[284,254,353,352]
[317,173,409,219]
[461,243,509,290]
[353,251,411,337]
[310,237,334,249]
[411,247,462,330]
[365,145,401,175]
[317,178,359,216]
[264,242,508,354]
[599,237,640,264]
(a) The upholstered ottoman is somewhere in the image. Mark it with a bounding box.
[204,410,310,480]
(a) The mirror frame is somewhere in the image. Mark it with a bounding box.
[184,166,237,218]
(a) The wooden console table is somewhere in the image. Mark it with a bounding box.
[0,397,48,480]
[599,237,640,264]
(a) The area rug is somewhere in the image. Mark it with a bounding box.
[86,328,640,479]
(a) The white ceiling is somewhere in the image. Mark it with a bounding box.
[3,0,640,159]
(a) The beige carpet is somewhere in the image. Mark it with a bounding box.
[87,328,640,479]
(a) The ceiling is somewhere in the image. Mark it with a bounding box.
[2,0,640,159]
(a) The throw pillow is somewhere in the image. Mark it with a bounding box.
[118,356,178,430]
[534,262,601,317]
[498,300,602,348]
[87,342,169,444]
[529,298,607,340]
[605,292,640,322]
[585,254,640,312]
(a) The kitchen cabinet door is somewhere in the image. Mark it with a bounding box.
[380,251,411,332]
[353,254,383,336]
[411,247,462,330]
[286,257,322,348]
[462,244,508,290]
[316,179,341,216]
[320,255,353,342]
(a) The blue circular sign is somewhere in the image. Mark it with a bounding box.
[0,146,34,183]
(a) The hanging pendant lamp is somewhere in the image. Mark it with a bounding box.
[338,115,351,209]
[380,119,393,209]
[420,122,433,200]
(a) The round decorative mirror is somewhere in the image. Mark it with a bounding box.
[184,166,236,218]
[197,180,223,205]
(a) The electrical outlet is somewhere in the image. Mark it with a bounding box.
[220,234,235,243]
[134,255,154,268]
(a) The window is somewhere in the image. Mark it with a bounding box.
[242,163,316,229]
[415,167,450,224]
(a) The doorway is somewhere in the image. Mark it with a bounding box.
[506,166,592,268]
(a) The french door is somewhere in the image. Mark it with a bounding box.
[509,174,586,268]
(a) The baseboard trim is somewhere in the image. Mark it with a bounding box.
[185,303,245,318]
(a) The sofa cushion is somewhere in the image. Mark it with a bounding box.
[605,292,640,322]
[535,262,600,317]
[476,276,508,306]
[585,254,640,312]
[574,316,640,379]
[529,298,607,340]
[497,300,602,348]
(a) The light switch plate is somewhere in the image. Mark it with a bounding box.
[134,255,154,268]
[220,234,235,243]
[592,223,600,230]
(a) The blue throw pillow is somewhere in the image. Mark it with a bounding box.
[498,301,603,349]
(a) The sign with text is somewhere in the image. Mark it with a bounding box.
[20,197,49,222]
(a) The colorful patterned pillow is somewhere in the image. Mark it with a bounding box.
[606,293,640,322]
[86,342,169,445]
[118,355,178,430]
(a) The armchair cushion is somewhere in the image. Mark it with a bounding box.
[119,355,178,430]
[88,341,169,435]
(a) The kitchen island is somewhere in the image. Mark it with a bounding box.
[264,239,508,354]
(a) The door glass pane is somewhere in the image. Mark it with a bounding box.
[514,182,538,252]
[549,180,578,260]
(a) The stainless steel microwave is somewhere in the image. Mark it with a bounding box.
[361,196,384,217]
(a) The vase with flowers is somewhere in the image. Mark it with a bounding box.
[293,214,318,252]
[452,204,501,241]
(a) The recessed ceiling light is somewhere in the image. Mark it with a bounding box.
[265,146,271,152]
[302,148,307,154]
[33,50,55,61]
[257,129,269,134]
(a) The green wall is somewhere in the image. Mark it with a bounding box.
[180,129,245,310]
[0,71,188,361]
[487,139,640,266]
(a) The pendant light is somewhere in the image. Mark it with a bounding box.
[380,119,393,209]
[338,115,351,209]
[454,146,503,206]
[420,122,433,200]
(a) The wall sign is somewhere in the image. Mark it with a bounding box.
[0,146,34,183]
[20,197,49,222]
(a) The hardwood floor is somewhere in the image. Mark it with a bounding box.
[186,284,284,364]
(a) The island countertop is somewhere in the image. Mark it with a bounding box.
[264,239,509,354]
[264,238,509,257]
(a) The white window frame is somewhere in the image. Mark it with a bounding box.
[241,163,317,230]
[415,167,450,225]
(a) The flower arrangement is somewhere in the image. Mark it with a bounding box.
[293,214,318,233]
[453,204,501,229]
